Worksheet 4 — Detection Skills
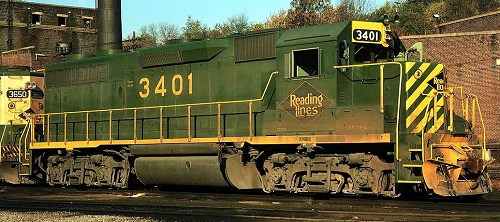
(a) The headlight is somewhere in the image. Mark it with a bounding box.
[25,82,37,90]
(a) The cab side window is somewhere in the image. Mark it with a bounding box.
[292,48,320,78]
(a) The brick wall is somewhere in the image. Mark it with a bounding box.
[402,31,500,143]
[1,46,62,71]
[0,1,97,57]
[438,11,500,33]
[1,46,34,68]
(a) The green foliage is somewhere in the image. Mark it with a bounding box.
[389,0,499,35]
[182,16,209,40]
[443,0,479,21]
[226,14,250,34]
[478,0,500,12]
[442,0,500,21]
[398,1,443,35]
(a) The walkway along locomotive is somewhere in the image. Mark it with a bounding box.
[0,0,493,197]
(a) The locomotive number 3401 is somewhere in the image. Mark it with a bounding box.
[353,29,381,43]
[139,73,193,98]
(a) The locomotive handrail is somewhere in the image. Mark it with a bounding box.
[421,91,436,159]
[19,119,30,162]
[29,71,278,147]
[0,125,6,157]
[334,62,393,114]
[0,125,6,146]
[474,96,487,159]
[30,71,278,116]
[448,87,487,158]
[421,88,487,160]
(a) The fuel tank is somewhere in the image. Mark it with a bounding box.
[134,156,230,187]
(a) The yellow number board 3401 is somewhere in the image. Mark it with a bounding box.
[351,21,389,47]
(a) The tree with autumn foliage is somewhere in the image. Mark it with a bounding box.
[251,10,288,30]
[284,0,334,28]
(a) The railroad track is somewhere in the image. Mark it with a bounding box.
[0,187,499,221]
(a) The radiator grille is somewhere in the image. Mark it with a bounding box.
[235,32,277,63]
[47,63,109,87]
[139,50,183,68]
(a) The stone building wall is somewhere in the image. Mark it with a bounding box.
[0,1,97,68]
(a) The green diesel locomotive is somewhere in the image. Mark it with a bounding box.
[0,0,493,197]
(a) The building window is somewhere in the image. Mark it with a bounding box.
[292,48,320,78]
[84,19,92,29]
[83,16,93,29]
[32,13,42,25]
[58,17,66,26]
[57,14,68,27]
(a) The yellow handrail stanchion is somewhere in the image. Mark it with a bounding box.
[86,112,90,144]
[42,115,45,140]
[249,101,253,140]
[133,109,137,143]
[18,121,28,162]
[64,114,67,145]
[109,111,113,144]
[187,106,191,142]
[448,88,454,132]
[26,119,33,160]
[159,108,163,142]
[433,93,438,130]
[380,65,385,114]
[472,97,476,128]
[47,115,50,145]
[465,96,469,122]
[475,98,486,160]
[217,103,221,140]
[30,116,35,141]
[0,125,6,158]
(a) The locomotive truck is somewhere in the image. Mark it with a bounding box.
[0,0,493,197]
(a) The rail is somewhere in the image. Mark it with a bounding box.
[19,119,31,162]
[28,71,278,148]
[454,89,486,159]
[0,125,6,158]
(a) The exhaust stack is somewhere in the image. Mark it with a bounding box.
[97,0,122,53]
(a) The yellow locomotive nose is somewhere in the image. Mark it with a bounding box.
[1,67,45,184]
[423,143,492,196]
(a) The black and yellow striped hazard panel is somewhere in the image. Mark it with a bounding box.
[1,145,21,161]
[405,62,445,134]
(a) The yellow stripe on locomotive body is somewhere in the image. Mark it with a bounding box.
[351,21,389,47]
[405,62,446,134]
